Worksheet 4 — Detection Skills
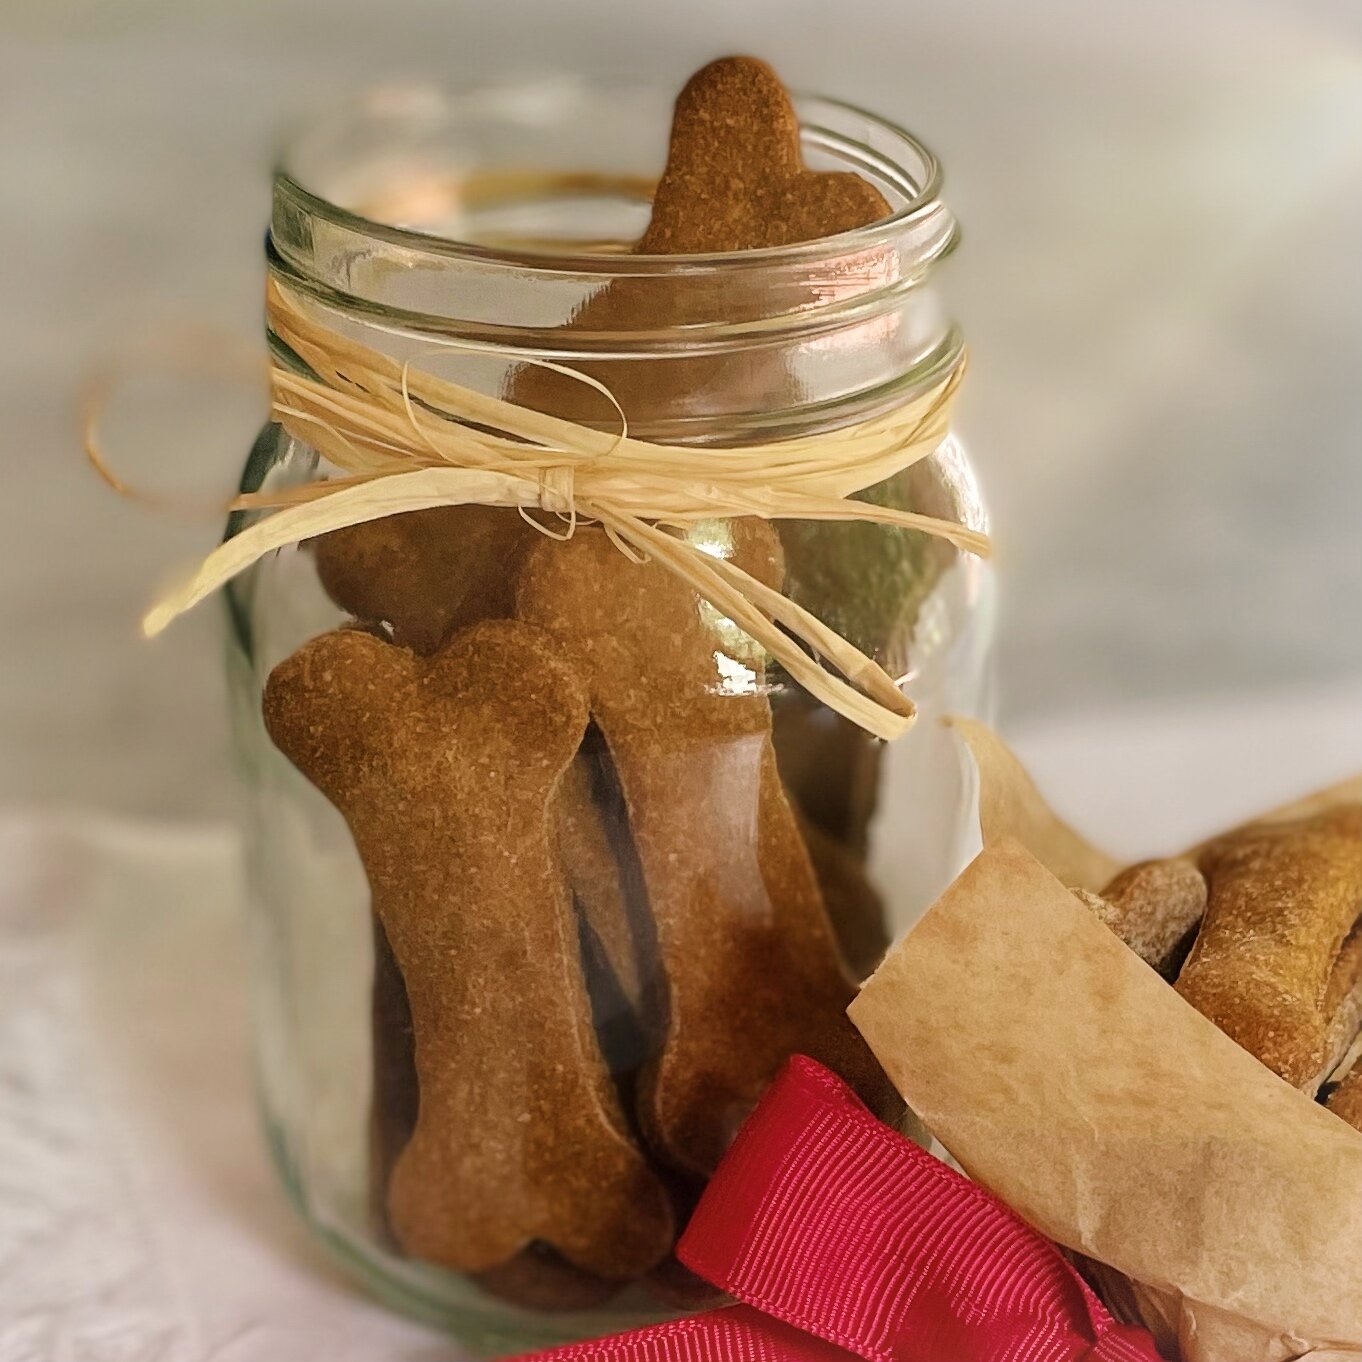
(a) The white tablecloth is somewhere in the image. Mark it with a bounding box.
[2,684,1359,1360]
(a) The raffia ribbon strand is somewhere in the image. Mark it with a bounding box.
[136,279,988,741]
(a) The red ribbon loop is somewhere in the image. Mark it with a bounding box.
[510,1057,1163,1362]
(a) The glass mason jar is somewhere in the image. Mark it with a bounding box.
[225,79,993,1355]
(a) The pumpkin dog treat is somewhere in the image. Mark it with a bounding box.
[1176,806,1362,1089]
[1072,858,1207,980]
[263,621,673,1277]
[517,521,893,1176]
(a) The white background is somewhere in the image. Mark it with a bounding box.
[1,0,1360,810]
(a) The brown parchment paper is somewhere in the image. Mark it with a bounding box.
[951,715,1362,888]
[849,726,1362,1362]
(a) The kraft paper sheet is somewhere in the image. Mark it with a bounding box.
[849,723,1362,1362]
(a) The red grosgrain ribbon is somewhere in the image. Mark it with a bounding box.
[510,1057,1163,1362]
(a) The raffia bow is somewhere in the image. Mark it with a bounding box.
[134,279,988,740]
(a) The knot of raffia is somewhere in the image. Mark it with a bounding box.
[536,465,579,524]
[138,278,989,740]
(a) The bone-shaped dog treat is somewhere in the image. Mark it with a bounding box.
[639,56,890,254]
[1329,1063,1362,1133]
[263,620,673,1277]
[474,1246,621,1313]
[312,506,535,655]
[1176,806,1362,1089]
[511,61,893,1158]
[367,914,620,1308]
[554,742,660,1070]
[315,512,646,1061]
[511,57,891,427]
[369,912,418,1241]
[516,521,894,1176]
[1318,925,1362,1092]
[1072,858,1207,981]
[797,811,889,980]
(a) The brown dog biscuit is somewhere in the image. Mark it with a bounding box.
[1176,806,1362,1089]
[511,57,891,430]
[368,913,624,1305]
[797,811,889,980]
[1318,925,1362,1092]
[474,1246,621,1313]
[369,912,419,1244]
[639,57,890,254]
[644,1255,726,1311]
[554,740,662,1075]
[1073,858,1207,981]
[316,511,655,1099]
[554,750,651,1021]
[774,693,884,861]
[1328,1064,1362,1133]
[516,520,893,1176]
[263,620,673,1277]
[311,505,535,656]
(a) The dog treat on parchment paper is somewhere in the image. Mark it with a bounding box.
[1071,857,1207,981]
[850,838,1362,1362]
[263,621,673,1279]
[955,718,1362,1099]
[1329,1061,1362,1133]
[862,720,1362,1361]
[1320,927,1362,1097]
[1175,807,1362,1090]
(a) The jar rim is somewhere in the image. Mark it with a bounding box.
[271,77,955,278]
[265,77,963,443]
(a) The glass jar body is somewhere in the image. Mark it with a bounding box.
[227,439,991,1354]
[227,80,994,1354]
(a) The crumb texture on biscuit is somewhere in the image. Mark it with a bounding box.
[640,55,890,254]
[1176,807,1362,1089]
[517,524,895,1175]
[264,621,674,1278]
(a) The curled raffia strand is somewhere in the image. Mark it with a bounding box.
[132,279,989,741]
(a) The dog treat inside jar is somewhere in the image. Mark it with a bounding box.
[216,58,993,1353]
